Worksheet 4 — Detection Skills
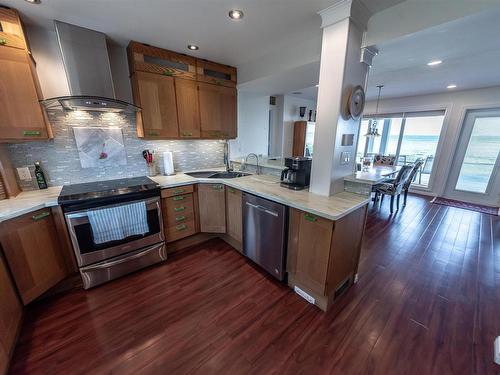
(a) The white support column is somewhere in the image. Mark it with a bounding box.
[309,0,372,196]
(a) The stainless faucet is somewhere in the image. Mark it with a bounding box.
[223,141,232,172]
[245,153,260,175]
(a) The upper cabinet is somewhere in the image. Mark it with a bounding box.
[0,7,51,142]
[199,83,237,139]
[196,59,237,88]
[132,71,179,139]
[0,7,29,50]
[127,41,237,140]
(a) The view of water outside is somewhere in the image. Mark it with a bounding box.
[455,116,500,193]
[356,115,445,187]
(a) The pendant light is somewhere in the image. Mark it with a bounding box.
[365,85,384,138]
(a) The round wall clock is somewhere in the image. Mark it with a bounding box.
[348,85,366,120]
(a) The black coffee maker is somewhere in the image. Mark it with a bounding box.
[280,157,312,190]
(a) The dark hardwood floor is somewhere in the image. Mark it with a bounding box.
[9,194,500,374]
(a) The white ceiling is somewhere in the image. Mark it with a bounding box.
[0,0,336,68]
[0,0,403,70]
[366,8,500,99]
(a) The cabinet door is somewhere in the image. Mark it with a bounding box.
[0,253,22,375]
[0,47,48,141]
[198,82,222,138]
[132,71,179,139]
[175,78,201,138]
[225,187,242,244]
[198,82,237,139]
[219,86,237,139]
[198,184,226,233]
[287,209,333,295]
[0,8,29,50]
[0,209,67,305]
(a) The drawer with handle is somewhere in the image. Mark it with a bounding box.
[161,185,194,198]
[164,211,195,227]
[163,194,194,219]
[166,220,196,242]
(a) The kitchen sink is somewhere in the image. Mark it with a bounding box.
[185,171,251,179]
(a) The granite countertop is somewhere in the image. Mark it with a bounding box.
[0,186,62,223]
[152,174,369,221]
[0,173,369,223]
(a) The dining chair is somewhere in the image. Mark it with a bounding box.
[374,165,413,213]
[373,154,397,166]
[402,159,424,205]
[418,155,434,184]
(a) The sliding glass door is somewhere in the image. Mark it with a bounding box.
[445,108,500,206]
[355,111,445,188]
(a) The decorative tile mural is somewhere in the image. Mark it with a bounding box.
[7,110,225,187]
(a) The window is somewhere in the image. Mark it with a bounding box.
[355,110,445,188]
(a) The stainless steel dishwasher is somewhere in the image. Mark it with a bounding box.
[242,192,288,281]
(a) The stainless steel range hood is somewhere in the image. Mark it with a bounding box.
[40,21,139,113]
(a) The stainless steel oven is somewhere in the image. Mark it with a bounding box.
[65,197,165,267]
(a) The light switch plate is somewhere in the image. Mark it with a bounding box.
[340,151,350,165]
[16,167,32,181]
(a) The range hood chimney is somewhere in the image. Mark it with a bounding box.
[41,21,139,113]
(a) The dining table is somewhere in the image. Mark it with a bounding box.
[344,165,402,186]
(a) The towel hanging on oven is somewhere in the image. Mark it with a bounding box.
[87,201,149,244]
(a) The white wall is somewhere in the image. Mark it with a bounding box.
[282,95,317,157]
[364,86,500,198]
[230,92,270,158]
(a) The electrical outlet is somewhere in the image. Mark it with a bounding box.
[16,167,32,181]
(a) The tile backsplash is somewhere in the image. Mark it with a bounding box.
[8,110,224,188]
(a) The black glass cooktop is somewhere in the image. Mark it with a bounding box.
[58,176,159,207]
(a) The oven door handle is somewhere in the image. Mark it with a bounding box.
[65,197,160,219]
[80,245,163,270]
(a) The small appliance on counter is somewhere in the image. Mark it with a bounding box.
[58,176,166,289]
[280,156,312,190]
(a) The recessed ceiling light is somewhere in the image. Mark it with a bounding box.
[24,0,41,3]
[229,9,244,20]
[447,84,457,89]
[187,44,199,51]
[427,60,442,66]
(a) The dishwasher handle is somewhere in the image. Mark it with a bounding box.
[245,201,279,217]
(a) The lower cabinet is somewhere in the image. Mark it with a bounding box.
[0,209,68,305]
[198,184,226,233]
[287,205,367,311]
[0,252,22,375]
[161,185,197,242]
[225,187,242,245]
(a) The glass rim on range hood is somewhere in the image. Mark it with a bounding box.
[40,96,141,113]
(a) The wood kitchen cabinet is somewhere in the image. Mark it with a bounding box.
[0,209,67,305]
[0,45,51,141]
[225,187,242,245]
[287,205,367,311]
[132,71,179,139]
[175,78,201,138]
[0,7,29,51]
[198,82,237,139]
[198,184,226,233]
[0,251,22,375]
[161,185,197,243]
[127,41,237,140]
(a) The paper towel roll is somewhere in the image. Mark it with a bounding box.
[163,151,175,175]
